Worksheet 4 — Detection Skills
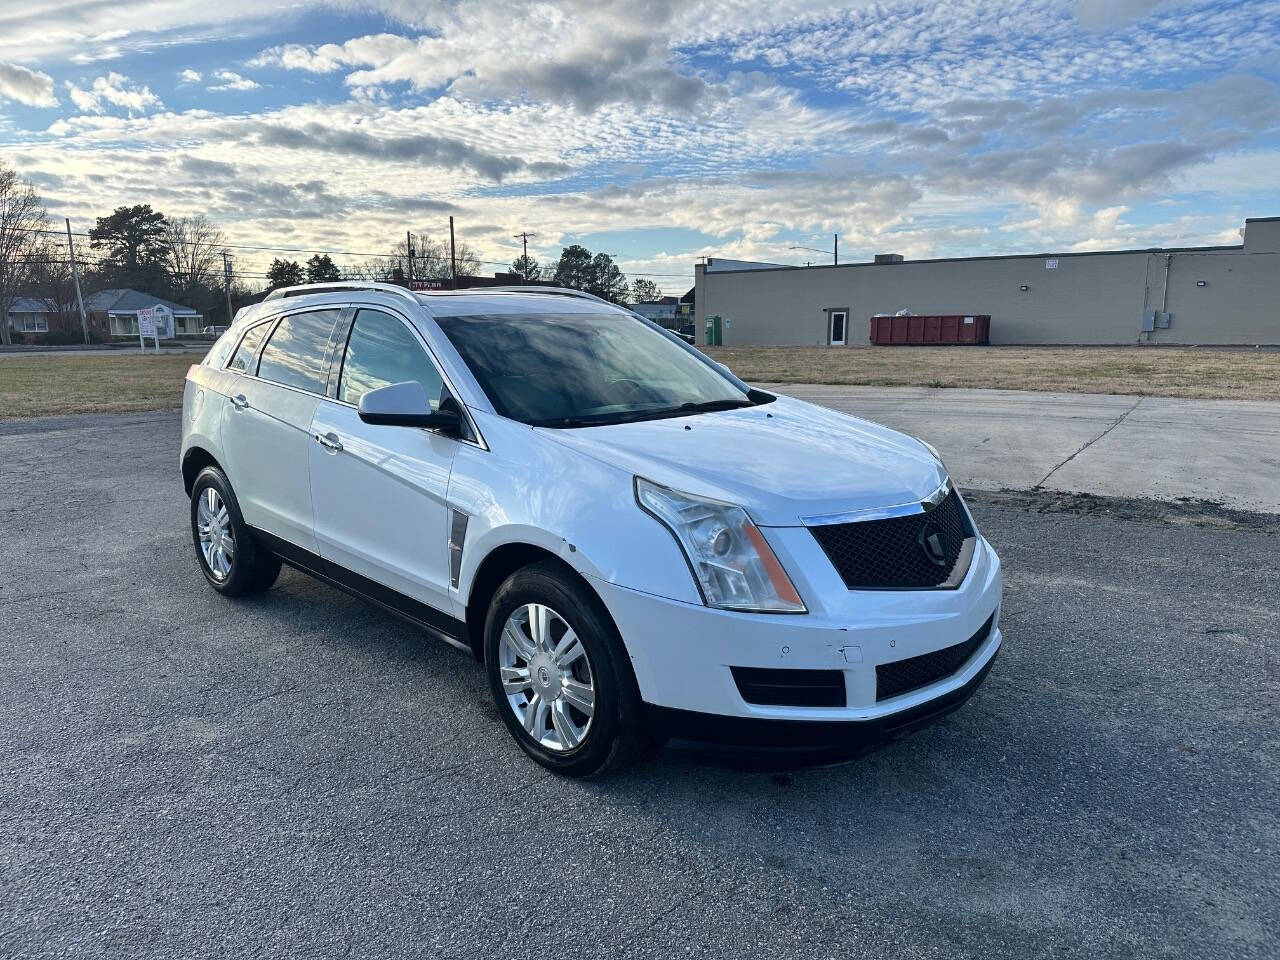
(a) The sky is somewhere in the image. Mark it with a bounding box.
[1,0,1278,294]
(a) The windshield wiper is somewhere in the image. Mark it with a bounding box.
[533,397,755,429]
[673,398,755,414]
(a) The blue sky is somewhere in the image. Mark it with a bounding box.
[1,0,1278,293]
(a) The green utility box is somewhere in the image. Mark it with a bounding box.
[705,315,723,346]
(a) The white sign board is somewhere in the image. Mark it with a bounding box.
[1045,258,1059,269]
[136,308,160,352]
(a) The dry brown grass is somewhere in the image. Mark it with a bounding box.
[0,352,195,419]
[3,344,1279,421]
[704,345,1280,401]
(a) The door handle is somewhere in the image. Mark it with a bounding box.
[315,432,343,452]
[230,394,249,409]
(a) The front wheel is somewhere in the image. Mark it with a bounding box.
[484,561,649,777]
[190,465,281,596]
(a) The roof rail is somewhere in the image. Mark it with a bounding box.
[262,281,421,305]
[423,285,614,306]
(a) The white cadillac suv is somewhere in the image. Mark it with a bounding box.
[181,283,1002,776]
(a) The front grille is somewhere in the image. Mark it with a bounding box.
[809,489,975,590]
[876,614,995,702]
[731,667,846,708]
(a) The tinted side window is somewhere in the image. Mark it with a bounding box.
[339,309,445,409]
[227,322,270,373]
[204,328,237,369]
[257,309,340,394]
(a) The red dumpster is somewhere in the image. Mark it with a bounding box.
[869,314,990,345]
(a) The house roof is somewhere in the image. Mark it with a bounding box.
[82,288,201,315]
[8,297,57,313]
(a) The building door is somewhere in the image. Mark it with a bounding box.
[829,310,847,346]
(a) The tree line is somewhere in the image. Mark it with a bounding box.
[267,242,662,305]
[1,160,665,345]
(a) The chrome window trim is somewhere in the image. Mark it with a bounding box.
[801,477,953,527]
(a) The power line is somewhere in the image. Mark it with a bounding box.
[9,224,694,287]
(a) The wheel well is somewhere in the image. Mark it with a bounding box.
[182,447,222,495]
[464,543,591,662]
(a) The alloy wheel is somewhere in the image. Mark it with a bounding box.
[196,487,235,581]
[498,603,596,751]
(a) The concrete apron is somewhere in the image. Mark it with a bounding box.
[770,384,1280,515]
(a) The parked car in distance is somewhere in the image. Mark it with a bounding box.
[676,322,696,344]
[201,325,228,337]
[181,282,1002,776]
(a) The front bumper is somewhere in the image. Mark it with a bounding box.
[649,643,998,750]
[589,534,1002,733]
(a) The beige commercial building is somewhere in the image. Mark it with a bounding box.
[694,216,1280,346]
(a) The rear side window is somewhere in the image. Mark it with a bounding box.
[338,309,445,408]
[204,329,237,369]
[257,309,341,394]
[227,323,270,373]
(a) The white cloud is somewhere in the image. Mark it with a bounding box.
[208,70,260,91]
[5,0,1278,279]
[0,61,57,107]
[64,72,162,115]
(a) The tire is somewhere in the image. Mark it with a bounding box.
[190,465,281,597]
[484,560,649,777]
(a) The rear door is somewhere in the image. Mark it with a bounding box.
[220,307,344,554]
[308,306,462,616]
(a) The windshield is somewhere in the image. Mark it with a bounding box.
[435,312,753,427]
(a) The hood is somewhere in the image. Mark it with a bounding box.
[537,394,946,526]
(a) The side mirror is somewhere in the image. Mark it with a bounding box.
[358,381,462,435]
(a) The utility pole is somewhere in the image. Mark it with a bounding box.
[65,219,89,344]
[448,216,457,290]
[406,230,415,287]
[513,230,537,281]
[834,234,838,266]
[222,252,234,324]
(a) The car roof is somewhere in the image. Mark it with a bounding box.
[416,290,630,318]
[234,282,631,325]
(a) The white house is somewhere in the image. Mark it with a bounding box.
[6,297,58,334]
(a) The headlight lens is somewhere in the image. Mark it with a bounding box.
[635,477,806,613]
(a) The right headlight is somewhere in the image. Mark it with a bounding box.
[635,477,806,614]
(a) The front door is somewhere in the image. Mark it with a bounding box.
[308,307,460,616]
[830,310,847,346]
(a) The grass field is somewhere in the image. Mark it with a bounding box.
[3,344,1280,420]
[705,345,1280,401]
[0,352,196,419]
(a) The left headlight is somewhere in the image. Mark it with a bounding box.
[635,477,806,614]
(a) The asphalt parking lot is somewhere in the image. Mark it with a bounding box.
[2,411,1277,959]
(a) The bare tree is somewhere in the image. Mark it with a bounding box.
[343,232,487,286]
[162,214,225,304]
[0,162,48,346]
[28,238,76,323]
[403,231,482,281]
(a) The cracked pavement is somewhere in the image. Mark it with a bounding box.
[1,411,1277,959]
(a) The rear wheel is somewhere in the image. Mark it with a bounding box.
[190,466,281,596]
[484,561,648,777]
